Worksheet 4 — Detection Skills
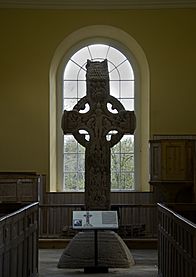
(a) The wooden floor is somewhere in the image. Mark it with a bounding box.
[39,249,158,277]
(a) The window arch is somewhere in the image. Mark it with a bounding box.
[50,25,150,192]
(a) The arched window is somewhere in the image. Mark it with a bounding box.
[50,25,149,192]
[63,44,134,191]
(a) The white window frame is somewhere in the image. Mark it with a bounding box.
[49,25,150,192]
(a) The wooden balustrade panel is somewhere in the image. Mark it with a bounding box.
[40,191,155,238]
[39,204,85,238]
[158,203,196,277]
[0,202,39,277]
[119,204,158,238]
[39,203,157,239]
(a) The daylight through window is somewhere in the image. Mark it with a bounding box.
[63,44,135,191]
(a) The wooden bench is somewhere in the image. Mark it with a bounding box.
[158,203,196,277]
[0,202,39,277]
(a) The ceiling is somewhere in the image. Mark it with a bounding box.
[0,0,196,9]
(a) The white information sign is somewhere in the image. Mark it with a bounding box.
[72,211,118,230]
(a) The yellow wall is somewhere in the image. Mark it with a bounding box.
[0,8,196,185]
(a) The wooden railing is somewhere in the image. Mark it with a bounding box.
[0,202,39,277]
[39,204,84,238]
[158,203,196,277]
[39,203,157,239]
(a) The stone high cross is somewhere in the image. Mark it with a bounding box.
[62,60,136,210]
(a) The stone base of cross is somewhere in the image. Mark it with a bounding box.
[58,230,135,269]
[62,59,136,210]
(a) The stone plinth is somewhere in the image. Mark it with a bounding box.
[57,231,134,269]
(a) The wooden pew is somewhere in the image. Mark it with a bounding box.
[158,203,196,277]
[0,202,39,277]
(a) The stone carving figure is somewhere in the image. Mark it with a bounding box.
[62,59,136,210]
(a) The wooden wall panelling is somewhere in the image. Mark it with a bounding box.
[161,140,193,181]
[0,172,46,203]
[150,139,194,181]
[149,141,161,181]
[39,203,157,239]
[45,191,154,205]
[39,191,156,239]
[150,139,195,203]
[0,180,17,202]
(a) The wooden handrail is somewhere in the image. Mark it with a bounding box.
[39,203,156,208]
[158,203,196,228]
[0,202,39,221]
[39,204,84,208]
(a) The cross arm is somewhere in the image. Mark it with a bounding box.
[115,110,136,134]
[61,110,81,135]
[106,110,136,148]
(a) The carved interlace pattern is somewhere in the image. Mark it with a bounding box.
[62,60,136,210]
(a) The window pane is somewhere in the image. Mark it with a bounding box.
[64,60,80,79]
[88,44,109,60]
[64,98,77,110]
[120,172,134,190]
[64,80,77,98]
[78,153,85,171]
[71,47,91,66]
[121,81,134,98]
[121,154,134,171]
[64,173,78,190]
[111,172,120,189]
[77,172,85,190]
[77,67,86,81]
[109,69,120,81]
[78,143,85,153]
[111,153,120,171]
[107,47,126,66]
[64,172,84,191]
[121,135,134,152]
[64,154,77,171]
[118,60,134,80]
[120,98,134,111]
[78,80,86,98]
[64,136,77,152]
[108,60,116,73]
[110,80,120,98]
